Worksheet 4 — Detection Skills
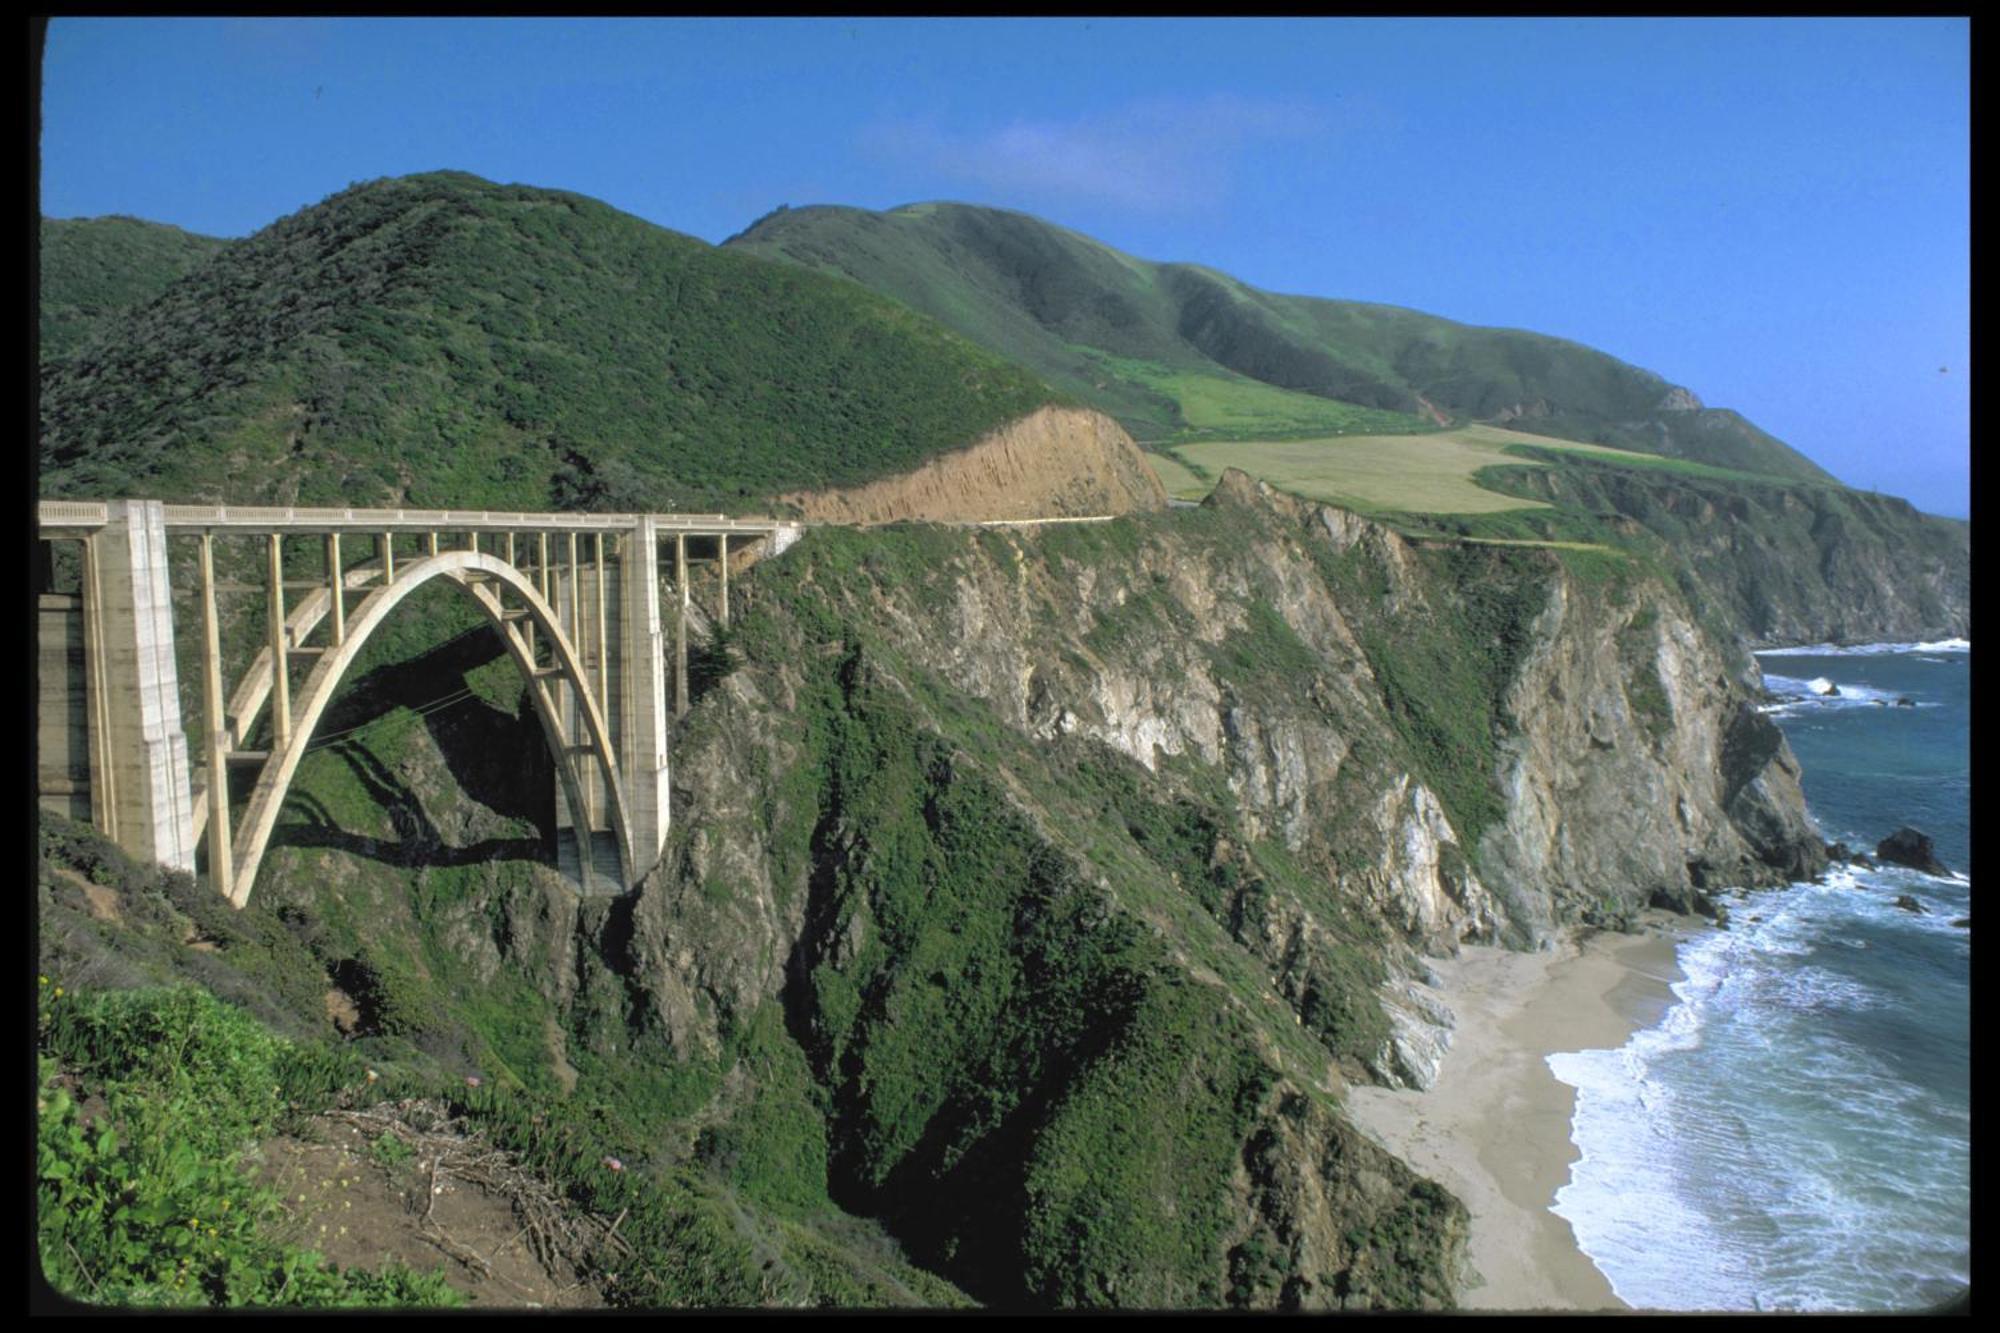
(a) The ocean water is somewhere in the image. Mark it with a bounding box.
[1547,642,1970,1312]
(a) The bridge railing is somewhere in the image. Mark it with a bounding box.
[38,500,792,536]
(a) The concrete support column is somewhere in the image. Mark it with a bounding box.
[86,501,195,871]
[718,534,730,628]
[619,518,670,879]
[199,534,233,899]
[381,531,395,585]
[674,533,689,718]
[567,533,581,646]
[594,534,609,712]
[266,534,290,750]
[326,533,345,647]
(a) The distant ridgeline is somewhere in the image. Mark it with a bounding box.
[723,200,1829,480]
[38,173,1060,514]
[726,200,1966,648]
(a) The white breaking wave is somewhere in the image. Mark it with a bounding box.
[1549,876,1970,1311]
[1757,673,1929,715]
[1757,639,1969,658]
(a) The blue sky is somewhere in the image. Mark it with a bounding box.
[40,17,1969,517]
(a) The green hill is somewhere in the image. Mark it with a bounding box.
[724,202,1834,482]
[39,215,232,363]
[39,174,1060,511]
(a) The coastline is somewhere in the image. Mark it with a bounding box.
[1343,910,1698,1312]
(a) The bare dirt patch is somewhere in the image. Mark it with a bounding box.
[54,866,122,924]
[250,1099,617,1309]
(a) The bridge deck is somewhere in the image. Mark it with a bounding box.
[36,500,788,537]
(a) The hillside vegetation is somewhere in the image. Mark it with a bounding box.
[725,202,1834,481]
[39,216,231,364]
[39,174,1061,512]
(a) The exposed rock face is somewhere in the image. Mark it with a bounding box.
[1479,582,1825,946]
[1493,465,1970,648]
[1877,827,1951,877]
[782,405,1169,525]
[620,468,1826,1306]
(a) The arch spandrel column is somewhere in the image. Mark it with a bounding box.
[225,550,631,908]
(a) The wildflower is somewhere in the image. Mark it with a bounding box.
[601,1155,624,1172]
[464,1075,483,1088]
[38,976,47,986]
[52,987,62,998]
[365,1069,379,1084]
[189,1217,201,1229]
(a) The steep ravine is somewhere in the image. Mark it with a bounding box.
[621,469,1824,1305]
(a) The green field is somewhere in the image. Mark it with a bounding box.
[1142,450,1214,499]
[1079,350,1430,442]
[1163,424,1724,515]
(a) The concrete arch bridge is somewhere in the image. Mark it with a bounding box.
[36,500,800,907]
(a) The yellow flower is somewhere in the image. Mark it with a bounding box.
[52,987,62,998]
[189,1217,200,1228]
[38,976,47,986]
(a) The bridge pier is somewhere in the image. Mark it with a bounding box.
[619,517,672,883]
[71,501,197,872]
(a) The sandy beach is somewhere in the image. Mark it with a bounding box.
[1344,911,1699,1312]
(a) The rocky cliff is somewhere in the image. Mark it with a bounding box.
[1485,459,1970,648]
[780,405,1169,524]
[603,469,1823,1304]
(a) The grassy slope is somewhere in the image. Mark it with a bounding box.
[39,215,232,363]
[39,173,1061,513]
[1164,423,1811,513]
[724,202,1834,481]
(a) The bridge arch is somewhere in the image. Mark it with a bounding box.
[225,550,633,908]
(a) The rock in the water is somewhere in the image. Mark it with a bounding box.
[1895,696,1917,708]
[1826,841,1852,863]
[1877,827,1950,876]
[1951,917,1971,929]
[1807,677,1839,697]
[1894,894,1927,914]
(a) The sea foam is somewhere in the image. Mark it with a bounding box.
[1756,638,1968,657]
[1549,874,1970,1312]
